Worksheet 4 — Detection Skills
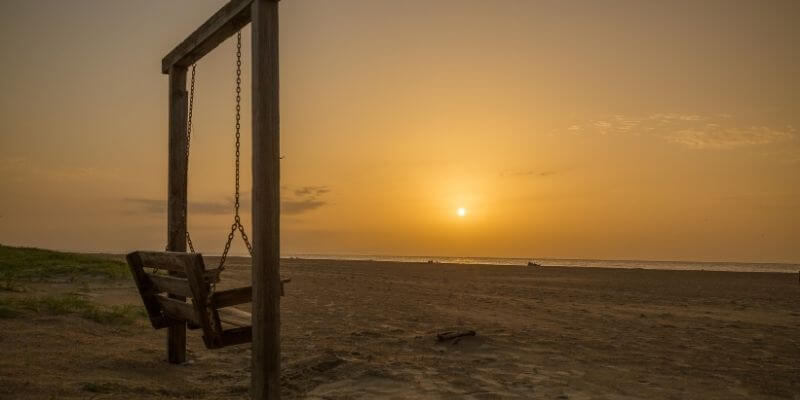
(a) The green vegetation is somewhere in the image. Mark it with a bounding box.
[0,279,25,292]
[0,304,20,318]
[0,294,144,325]
[0,246,143,325]
[0,244,128,281]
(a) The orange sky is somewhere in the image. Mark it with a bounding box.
[1,0,798,262]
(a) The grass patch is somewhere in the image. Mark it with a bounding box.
[0,295,145,325]
[0,304,21,318]
[0,244,128,281]
[0,279,26,292]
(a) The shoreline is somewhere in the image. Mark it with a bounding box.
[246,255,798,275]
[56,247,800,274]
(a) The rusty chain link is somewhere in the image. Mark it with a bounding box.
[185,63,197,254]
[163,32,250,281]
[217,31,252,272]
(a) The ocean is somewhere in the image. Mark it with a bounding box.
[285,254,799,274]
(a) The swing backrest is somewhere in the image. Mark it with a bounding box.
[126,251,211,329]
[126,251,253,349]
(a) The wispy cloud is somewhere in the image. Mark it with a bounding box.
[124,185,333,217]
[562,113,795,150]
[283,199,326,215]
[293,185,330,197]
[123,198,231,216]
[665,126,795,149]
[123,198,165,215]
[285,185,330,215]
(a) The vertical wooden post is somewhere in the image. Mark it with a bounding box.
[251,0,281,398]
[166,66,189,365]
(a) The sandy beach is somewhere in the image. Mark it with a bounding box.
[1,257,798,399]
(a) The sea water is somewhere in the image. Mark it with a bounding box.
[285,254,799,274]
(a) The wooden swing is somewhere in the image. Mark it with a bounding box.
[127,30,287,350]
[127,251,254,349]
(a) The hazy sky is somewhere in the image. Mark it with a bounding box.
[1,0,798,262]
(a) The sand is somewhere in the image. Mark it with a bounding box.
[1,257,798,399]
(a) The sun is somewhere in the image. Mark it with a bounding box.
[457,207,467,217]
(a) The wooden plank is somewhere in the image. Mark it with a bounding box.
[218,307,252,327]
[135,251,198,273]
[148,273,193,298]
[183,255,223,349]
[166,66,189,365]
[125,252,170,329]
[212,278,288,308]
[251,0,281,398]
[161,0,253,73]
[155,295,200,327]
[221,326,253,348]
[212,286,252,308]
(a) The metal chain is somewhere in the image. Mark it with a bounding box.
[185,64,197,254]
[160,33,250,280]
[218,31,253,271]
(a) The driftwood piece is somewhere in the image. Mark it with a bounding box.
[436,330,476,342]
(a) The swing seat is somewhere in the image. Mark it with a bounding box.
[126,251,287,349]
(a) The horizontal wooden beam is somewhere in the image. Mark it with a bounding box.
[148,274,194,298]
[161,0,254,74]
[218,307,252,327]
[155,294,201,327]
[134,251,200,273]
[213,286,252,308]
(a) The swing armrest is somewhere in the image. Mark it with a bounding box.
[212,278,291,308]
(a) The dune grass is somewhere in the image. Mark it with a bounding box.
[0,246,142,325]
[0,244,128,281]
[0,294,144,325]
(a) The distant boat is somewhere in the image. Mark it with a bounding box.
[527,261,541,267]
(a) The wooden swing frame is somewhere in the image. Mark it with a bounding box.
[158,0,281,398]
[126,251,255,349]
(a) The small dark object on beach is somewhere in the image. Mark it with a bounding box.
[436,330,476,342]
[527,261,541,267]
